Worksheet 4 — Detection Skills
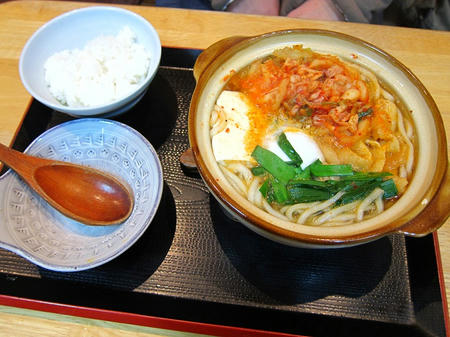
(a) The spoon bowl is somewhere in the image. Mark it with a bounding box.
[0,142,133,226]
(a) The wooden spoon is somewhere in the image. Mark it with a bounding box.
[0,142,133,226]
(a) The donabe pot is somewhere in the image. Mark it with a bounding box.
[188,29,449,247]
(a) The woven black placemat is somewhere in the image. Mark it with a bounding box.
[0,48,446,337]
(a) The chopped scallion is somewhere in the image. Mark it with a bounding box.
[287,186,331,203]
[277,132,303,165]
[251,166,266,176]
[310,162,354,177]
[251,145,296,184]
[270,178,290,204]
[339,180,383,205]
[380,179,398,199]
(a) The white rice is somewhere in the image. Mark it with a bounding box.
[44,26,151,107]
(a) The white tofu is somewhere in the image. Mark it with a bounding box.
[212,91,252,161]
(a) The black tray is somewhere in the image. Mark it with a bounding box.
[0,47,447,337]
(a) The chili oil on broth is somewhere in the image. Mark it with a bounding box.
[209,45,416,227]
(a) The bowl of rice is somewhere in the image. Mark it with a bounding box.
[19,6,161,117]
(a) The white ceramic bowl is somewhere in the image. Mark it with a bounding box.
[0,119,163,271]
[19,6,161,117]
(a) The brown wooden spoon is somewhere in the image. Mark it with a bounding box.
[0,142,133,226]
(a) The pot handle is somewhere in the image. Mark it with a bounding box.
[180,147,197,171]
[193,35,249,82]
[397,163,450,236]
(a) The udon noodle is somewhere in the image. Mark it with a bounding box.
[210,45,415,226]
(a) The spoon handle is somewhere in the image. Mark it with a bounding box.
[0,142,43,183]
